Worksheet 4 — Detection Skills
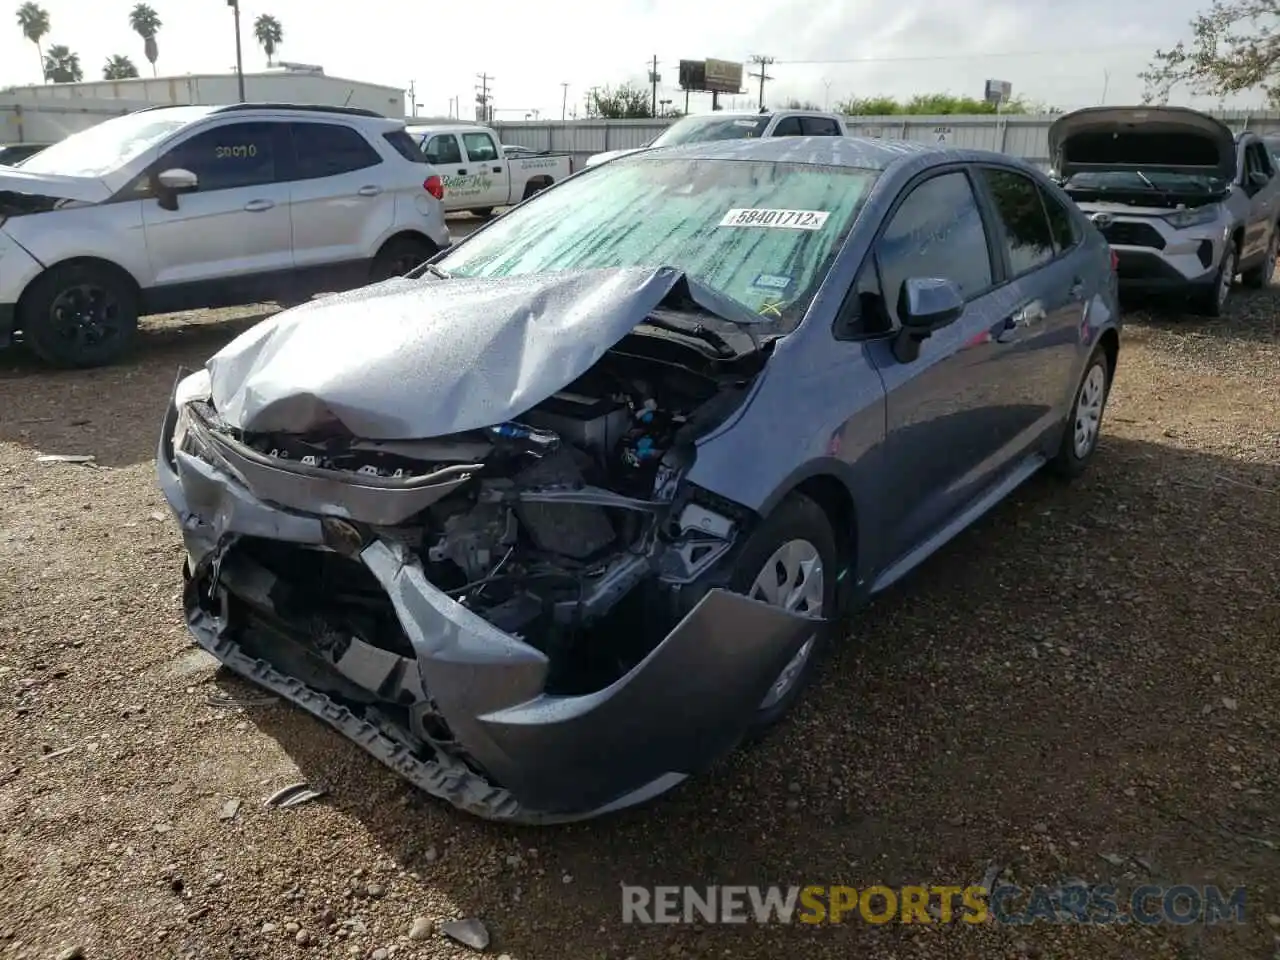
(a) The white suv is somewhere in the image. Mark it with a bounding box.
[0,103,452,368]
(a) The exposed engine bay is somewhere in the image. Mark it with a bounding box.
[183,325,767,695]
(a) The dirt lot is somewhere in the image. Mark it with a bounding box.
[1,266,1278,959]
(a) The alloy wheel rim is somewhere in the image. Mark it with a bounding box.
[49,284,121,350]
[1073,363,1107,459]
[1218,249,1236,307]
[749,537,824,710]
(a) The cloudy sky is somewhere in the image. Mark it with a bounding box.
[1,0,1266,117]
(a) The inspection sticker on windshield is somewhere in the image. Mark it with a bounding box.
[751,273,792,291]
[719,208,829,230]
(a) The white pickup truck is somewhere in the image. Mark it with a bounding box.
[584,109,850,169]
[405,122,572,216]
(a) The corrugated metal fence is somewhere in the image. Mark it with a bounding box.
[493,111,1280,173]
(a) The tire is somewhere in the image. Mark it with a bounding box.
[720,493,839,733]
[369,235,438,284]
[521,179,550,201]
[469,207,494,219]
[20,261,139,369]
[1049,345,1112,480]
[1242,227,1279,288]
[1193,241,1237,317]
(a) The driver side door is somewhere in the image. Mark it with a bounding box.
[861,167,1026,575]
[141,120,294,306]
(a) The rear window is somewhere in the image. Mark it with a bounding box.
[383,130,427,163]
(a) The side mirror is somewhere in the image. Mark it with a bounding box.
[893,277,964,363]
[1249,170,1270,188]
[154,167,197,211]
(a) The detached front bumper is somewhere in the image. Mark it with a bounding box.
[156,387,815,822]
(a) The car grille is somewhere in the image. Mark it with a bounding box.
[1097,221,1166,250]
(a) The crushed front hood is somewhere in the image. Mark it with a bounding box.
[1048,106,1236,181]
[208,266,713,439]
[0,168,112,203]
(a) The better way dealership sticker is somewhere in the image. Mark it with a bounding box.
[719,208,829,230]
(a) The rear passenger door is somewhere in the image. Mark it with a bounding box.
[863,168,1026,566]
[285,121,391,278]
[974,165,1089,434]
[1242,141,1277,261]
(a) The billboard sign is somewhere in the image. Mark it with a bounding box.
[679,58,743,94]
[984,79,1012,106]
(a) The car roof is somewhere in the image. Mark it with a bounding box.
[132,102,401,127]
[631,135,941,171]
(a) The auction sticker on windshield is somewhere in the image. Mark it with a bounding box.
[719,208,829,230]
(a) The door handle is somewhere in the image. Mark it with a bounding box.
[243,199,274,212]
[492,166,503,173]
[457,168,468,175]
[357,185,382,197]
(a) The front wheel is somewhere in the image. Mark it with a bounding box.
[1242,228,1279,288]
[1193,242,1237,317]
[20,261,139,368]
[1049,345,1111,480]
[722,493,838,732]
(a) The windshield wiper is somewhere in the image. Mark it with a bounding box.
[640,314,735,357]
[422,263,451,280]
[1134,171,1174,204]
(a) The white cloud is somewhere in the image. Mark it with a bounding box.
[1,0,1268,118]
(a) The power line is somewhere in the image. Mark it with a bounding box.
[475,72,493,123]
[773,44,1152,65]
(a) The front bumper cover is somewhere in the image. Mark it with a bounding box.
[157,386,817,822]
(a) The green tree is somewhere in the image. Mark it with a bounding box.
[836,93,1038,115]
[103,53,138,79]
[1142,0,1280,104]
[783,97,823,110]
[15,2,50,84]
[253,13,282,66]
[128,3,161,77]
[589,84,652,119]
[42,43,81,82]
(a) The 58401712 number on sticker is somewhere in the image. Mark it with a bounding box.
[214,144,258,159]
[719,208,829,230]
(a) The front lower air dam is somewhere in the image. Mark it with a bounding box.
[158,394,818,822]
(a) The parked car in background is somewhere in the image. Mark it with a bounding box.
[583,109,849,169]
[158,136,1120,823]
[405,122,572,217]
[0,142,51,166]
[1050,106,1280,316]
[0,102,450,368]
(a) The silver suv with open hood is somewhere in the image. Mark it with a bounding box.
[1050,106,1280,315]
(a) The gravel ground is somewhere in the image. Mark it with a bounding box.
[1,269,1278,960]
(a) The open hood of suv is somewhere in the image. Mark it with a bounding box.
[1048,106,1237,181]
[0,168,112,204]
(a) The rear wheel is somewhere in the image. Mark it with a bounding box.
[20,261,139,368]
[1242,228,1279,288]
[369,235,438,283]
[721,493,838,733]
[1049,345,1111,480]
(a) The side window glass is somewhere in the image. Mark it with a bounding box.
[291,123,381,179]
[801,117,839,136]
[1039,185,1079,254]
[158,122,277,192]
[771,116,803,136]
[1252,143,1274,178]
[424,135,462,165]
[876,171,993,318]
[980,168,1056,276]
[461,132,498,163]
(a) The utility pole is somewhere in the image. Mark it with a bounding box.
[407,80,417,118]
[561,81,569,121]
[475,73,493,123]
[227,0,246,102]
[748,54,774,111]
[647,54,660,118]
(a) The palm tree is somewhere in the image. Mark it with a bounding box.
[42,43,81,83]
[15,2,50,83]
[253,14,282,67]
[103,54,139,80]
[128,3,161,77]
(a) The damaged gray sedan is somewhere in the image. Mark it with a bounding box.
[158,137,1122,822]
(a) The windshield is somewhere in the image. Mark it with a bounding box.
[19,109,207,177]
[437,156,878,324]
[1064,169,1226,193]
[650,115,771,148]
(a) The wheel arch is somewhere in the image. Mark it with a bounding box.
[373,230,440,260]
[1097,326,1119,380]
[521,175,554,199]
[15,256,143,326]
[751,461,861,593]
